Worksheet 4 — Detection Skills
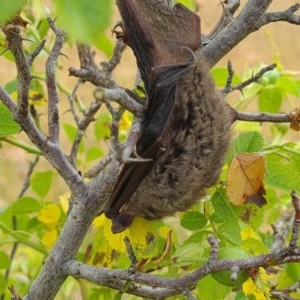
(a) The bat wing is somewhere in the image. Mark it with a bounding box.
[104,62,194,218]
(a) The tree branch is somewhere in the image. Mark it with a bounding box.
[2,25,31,118]
[94,87,144,116]
[223,62,277,94]
[262,4,300,26]
[1,23,83,193]
[236,111,291,123]
[46,18,66,143]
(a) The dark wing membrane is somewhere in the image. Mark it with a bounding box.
[138,62,194,153]
[105,62,194,218]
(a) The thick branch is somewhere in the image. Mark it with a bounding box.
[63,247,300,299]
[25,165,118,300]
[201,0,273,66]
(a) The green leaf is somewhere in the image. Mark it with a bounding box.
[0,102,20,137]
[0,0,25,24]
[94,34,114,57]
[54,0,112,44]
[86,146,104,162]
[30,171,55,197]
[210,67,241,87]
[276,76,299,96]
[4,80,18,94]
[180,211,207,230]
[235,204,264,231]
[172,242,205,265]
[258,86,282,113]
[0,273,5,295]
[227,131,264,162]
[211,188,237,223]
[94,112,111,141]
[62,123,77,141]
[62,123,84,153]
[198,275,231,300]
[219,221,242,246]
[265,153,300,193]
[235,291,249,300]
[285,263,300,283]
[175,0,196,11]
[184,230,208,245]
[242,238,269,255]
[242,82,262,99]
[11,197,42,214]
[37,18,50,41]
[0,251,10,269]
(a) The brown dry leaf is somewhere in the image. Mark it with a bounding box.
[226,153,266,207]
[289,108,300,131]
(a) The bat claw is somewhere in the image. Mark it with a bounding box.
[112,21,128,43]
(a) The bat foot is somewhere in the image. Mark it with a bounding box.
[112,21,128,43]
[111,213,134,234]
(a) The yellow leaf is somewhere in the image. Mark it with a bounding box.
[42,229,58,248]
[29,91,47,106]
[119,110,132,131]
[38,204,61,225]
[59,192,71,213]
[243,268,273,300]
[241,226,257,241]
[226,153,266,207]
[98,215,129,253]
[92,242,119,267]
[128,217,156,247]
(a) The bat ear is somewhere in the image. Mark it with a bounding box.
[172,3,201,52]
[180,46,196,62]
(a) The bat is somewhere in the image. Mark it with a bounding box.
[104,0,233,233]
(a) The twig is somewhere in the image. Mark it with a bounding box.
[272,211,294,251]
[101,38,127,73]
[27,39,46,67]
[223,63,277,94]
[46,17,66,143]
[68,79,83,127]
[124,237,138,266]
[2,25,30,118]
[208,0,240,41]
[120,116,143,162]
[182,288,196,300]
[84,154,115,178]
[70,44,115,88]
[289,191,300,250]
[271,280,300,300]
[207,235,220,262]
[262,4,300,26]
[236,111,291,123]
[69,67,111,87]
[94,87,144,116]
[8,285,22,300]
[76,43,98,70]
[0,156,40,300]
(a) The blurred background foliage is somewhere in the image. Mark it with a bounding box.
[0,0,300,299]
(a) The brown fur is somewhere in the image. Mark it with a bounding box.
[105,0,233,233]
